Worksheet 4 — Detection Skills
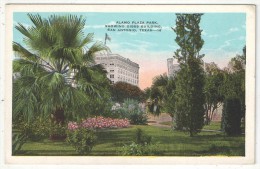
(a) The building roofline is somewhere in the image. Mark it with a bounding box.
[95,53,139,68]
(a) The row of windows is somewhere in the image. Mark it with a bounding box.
[118,76,138,84]
[100,62,138,74]
[109,74,138,84]
[118,69,138,79]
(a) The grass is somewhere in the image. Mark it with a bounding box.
[159,121,173,126]
[159,121,222,131]
[15,125,245,156]
[203,121,222,131]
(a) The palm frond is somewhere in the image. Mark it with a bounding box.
[80,33,94,47]
[84,41,110,63]
[13,42,38,62]
[38,72,65,91]
[27,14,45,29]
[15,23,32,39]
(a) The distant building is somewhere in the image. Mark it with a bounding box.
[167,58,180,77]
[95,53,139,86]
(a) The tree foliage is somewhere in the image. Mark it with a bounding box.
[111,82,144,103]
[221,46,246,135]
[222,46,246,117]
[204,62,224,124]
[174,58,205,136]
[173,13,205,63]
[173,13,205,136]
[13,14,110,123]
[147,74,176,118]
[222,98,242,135]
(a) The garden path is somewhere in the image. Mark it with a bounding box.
[147,113,172,128]
[147,113,224,133]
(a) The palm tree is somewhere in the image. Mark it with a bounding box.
[149,74,176,117]
[13,14,110,123]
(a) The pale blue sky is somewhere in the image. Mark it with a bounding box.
[13,12,246,88]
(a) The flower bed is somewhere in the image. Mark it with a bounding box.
[68,116,130,131]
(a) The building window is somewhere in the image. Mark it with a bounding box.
[110,63,114,65]
[110,74,114,78]
[110,70,114,72]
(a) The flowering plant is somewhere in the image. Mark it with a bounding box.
[68,116,130,131]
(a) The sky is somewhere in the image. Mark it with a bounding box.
[13,12,246,89]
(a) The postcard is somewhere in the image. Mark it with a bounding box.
[3,4,255,165]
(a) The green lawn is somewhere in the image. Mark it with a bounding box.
[159,121,222,131]
[15,125,245,156]
[203,122,222,131]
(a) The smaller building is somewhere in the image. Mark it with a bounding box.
[95,53,139,86]
[167,58,180,77]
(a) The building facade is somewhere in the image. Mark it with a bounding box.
[167,58,180,77]
[95,53,139,86]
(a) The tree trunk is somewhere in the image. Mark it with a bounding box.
[49,107,66,141]
[53,107,65,125]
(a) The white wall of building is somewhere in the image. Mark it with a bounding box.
[95,53,139,86]
[167,58,180,77]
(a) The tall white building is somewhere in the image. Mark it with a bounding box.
[167,58,180,77]
[95,53,139,86]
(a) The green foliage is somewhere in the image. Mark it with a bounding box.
[148,74,176,117]
[13,14,110,123]
[111,82,144,103]
[120,128,159,156]
[174,58,205,136]
[221,71,245,118]
[223,46,245,108]
[227,45,246,72]
[110,99,147,125]
[120,142,160,156]
[17,117,51,141]
[173,13,205,63]
[66,128,97,155]
[222,98,242,136]
[16,125,245,156]
[134,128,152,145]
[12,133,27,155]
[173,13,205,136]
[49,122,67,140]
[204,63,224,124]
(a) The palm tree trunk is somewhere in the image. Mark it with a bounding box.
[50,107,66,141]
[53,107,65,125]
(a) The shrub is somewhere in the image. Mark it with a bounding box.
[135,128,152,145]
[18,117,51,141]
[108,99,147,125]
[128,110,148,125]
[119,128,158,156]
[222,98,242,136]
[107,106,129,119]
[49,122,66,140]
[12,133,27,155]
[120,142,160,156]
[82,116,130,129]
[68,116,130,130]
[66,128,97,155]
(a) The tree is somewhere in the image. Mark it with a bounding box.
[227,46,246,73]
[173,13,204,64]
[222,98,242,135]
[111,82,144,103]
[204,62,224,124]
[222,46,246,119]
[174,58,205,136]
[220,46,246,135]
[173,13,205,136]
[13,14,110,124]
[148,74,176,119]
